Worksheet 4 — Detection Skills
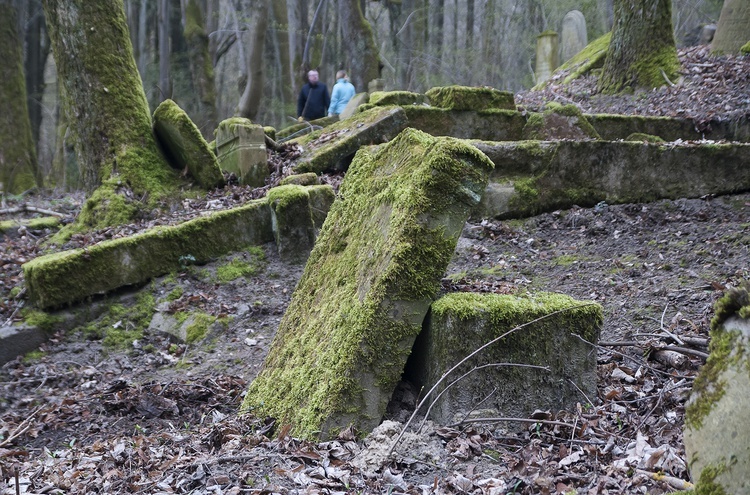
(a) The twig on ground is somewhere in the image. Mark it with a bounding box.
[659,304,684,345]
[0,406,44,447]
[0,204,68,218]
[636,469,693,490]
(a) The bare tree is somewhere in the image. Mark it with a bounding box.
[339,0,381,91]
[183,0,218,136]
[598,0,680,93]
[0,0,41,193]
[236,0,269,119]
[158,0,172,100]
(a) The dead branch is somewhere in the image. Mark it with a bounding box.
[0,406,44,448]
[449,417,577,429]
[651,349,689,370]
[663,345,709,360]
[0,204,67,218]
[636,469,693,490]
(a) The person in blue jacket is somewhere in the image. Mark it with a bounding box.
[297,70,330,121]
[328,70,356,117]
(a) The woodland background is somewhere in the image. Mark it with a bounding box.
[10,0,725,190]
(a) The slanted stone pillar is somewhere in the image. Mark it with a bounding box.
[535,31,559,85]
[408,292,601,426]
[561,10,588,63]
[215,118,268,187]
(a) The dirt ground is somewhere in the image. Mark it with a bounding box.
[1,46,749,494]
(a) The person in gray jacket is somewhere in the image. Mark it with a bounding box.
[327,70,356,117]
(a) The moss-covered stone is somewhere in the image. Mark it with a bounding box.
[625,132,666,143]
[307,184,336,230]
[263,126,276,141]
[741,41,750,55]
[0,216,61,239]
[267,185,316,263]
[153,99,225,189]
[369,91,427,107]
[587,113,707,141]
[426,86,515,111]
[293,106,408,174]
[410,292,601,425]
[684,284,750,495]
[280,173,319,186]
[215,117,268,187]
[522,104,600,140]
[24,199,274,308]
[535,32,611,89]
[242,128,493,439]
[402,107,526,141]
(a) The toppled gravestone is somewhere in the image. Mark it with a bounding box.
[152,99,224,189]
[215,117,268,187]
[242,128,494,439]
[408,292,601,426]
[293,106,408,173]
[684,284,750,493]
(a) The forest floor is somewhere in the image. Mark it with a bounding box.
[1,45,749,494]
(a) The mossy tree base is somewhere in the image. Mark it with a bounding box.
[409,292,601,426]
[242,128,493,440]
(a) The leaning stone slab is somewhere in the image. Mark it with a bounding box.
[426,86,515,111]
[24,200,274,308]
[267,185,317,263]
[471,140,750,219]
[215,117,268,187]
[242,128,493,439]
[685,285,750,494]
[153,99,225,189]
[339,92,369,120]
[410,292,601,426]
[293,106,408,173]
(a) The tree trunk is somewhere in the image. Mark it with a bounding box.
[42,0,179,230]
[24,1,50,149]
[711,0,750,54]
[0,0,41,193]
[158,0,172,100]
[598,0,680,93]
[271,0,293,109]
[288,0,308,95]
[236,0,268,120]
[183,0,218,137]
[339,0,380,92]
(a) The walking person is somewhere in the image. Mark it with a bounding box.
[328,70,356,117]
[297,70,330,121]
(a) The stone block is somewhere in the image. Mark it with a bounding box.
[685,286,750,494]
[307,184,336,230]
[426,86,515,111]
[280,173,320,186]
[242,128,493,439]
[339,92,369,120]
[152,99,224,189]
[409,292,601,426]
[402,107,526,140]
[293,106,408,173]
[267,185,317,263]
[216,118,269,187]
[0,325,49,365]
[369,91,427,107]
[522,104,600,140]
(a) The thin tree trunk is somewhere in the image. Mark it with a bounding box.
[288,0,308,94]
[137,0,148,76]
[236,0,269,119]
[598,0,679,93]
[42,0,178,229]
[271,0,293,108]
[0,0,40,193]
[183,0,218,137]
[24,1,50,148]
[158,0,172,100]
[339,0,380,92]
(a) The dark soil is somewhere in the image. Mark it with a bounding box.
[1,47,749,494]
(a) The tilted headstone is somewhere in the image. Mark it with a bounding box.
[215,118,268,187]
[561,11,587,63]
[535,31,559,85]
[242,128,493,439]
[409,292,601,427]
[339,92,369,120]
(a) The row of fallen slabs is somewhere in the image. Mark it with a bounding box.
[8,85,750,492]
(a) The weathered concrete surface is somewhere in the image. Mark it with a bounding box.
[685,287,750,493]
[152,99,224,189]
[0,325,50,364]
[369,91,428,107]
[293,106,408,173]
[409,292,601,426]
[472,140,750,219]
[307,184,336,230]
[268,185,317,263]
[523,104,600,140]
[242,128,493,440]
[215,118,268,187]
[402,107,526,141]
[24,200,275,308]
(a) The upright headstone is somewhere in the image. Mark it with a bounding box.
[561,10,588,63]
[535,31,559,85]
[368,78,385,93]
[215,118,268,187]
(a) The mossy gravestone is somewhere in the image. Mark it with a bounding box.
[684,285,750,494]
[409,292,601,426]
[215,117,268,187]
[242,128,493,439]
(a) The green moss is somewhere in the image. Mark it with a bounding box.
[280,173,319,186]
[694,462,730,495]
[242,128,493,439]
[185,312,215,344]
[741,42,750,55]
[216,252,265,283]
[23,349,46,363]
[425,86,515,111]
[22,310,63,332]
[369,91,426,106]
[535,32,611,89]
[686,284,750,430]
[554,254,581,266]
[166,287,184,301]
[625,132,665,143]
[9,286,22,298]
